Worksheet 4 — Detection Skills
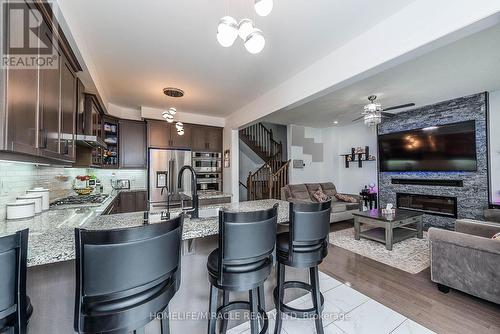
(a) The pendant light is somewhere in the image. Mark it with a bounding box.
[254,0,273,17]
[244,28,265,54]
[238,18,254,40]
[217,16,238,47]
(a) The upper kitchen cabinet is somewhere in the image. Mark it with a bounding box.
[147,120,172,149]
[191,125,223,152]
[170,123,191,149]
[3,1,40,156]
[119,120,146,169]
[38,23,62,160]
[147,120,192,149]
[60,55,77,161]
[1,0,81,163]
[147,120,222,152]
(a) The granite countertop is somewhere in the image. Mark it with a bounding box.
[0,197,288,267]
[198,191,232,199]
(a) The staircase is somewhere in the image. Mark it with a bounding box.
[239,123,290,200]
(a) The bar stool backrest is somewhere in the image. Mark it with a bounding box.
[0,229,28,333]
[218,204,278,281]
[289,200,332,254]
[74,216,183,333]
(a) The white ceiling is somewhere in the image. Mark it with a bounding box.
[262,23,500,127]
[58,0,415,117]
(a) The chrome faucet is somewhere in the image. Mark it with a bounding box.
[177,165,199,219]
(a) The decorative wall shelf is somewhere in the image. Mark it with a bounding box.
[340,146,376,168]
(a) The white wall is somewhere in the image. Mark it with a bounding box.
[288,123,377,194]
[333,123,378,194]
[107,103,142,121]
[289,126,329,184]
[489,90,500,205]
[0,162,146,219]
[141,107,225,127]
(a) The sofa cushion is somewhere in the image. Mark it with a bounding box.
[288,184,313,202]
[334,193,358,203]
[313,187,329,202]
[320,183,338,198]
[305,183,322,200]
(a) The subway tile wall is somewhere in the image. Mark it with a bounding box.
[0,161,146,219]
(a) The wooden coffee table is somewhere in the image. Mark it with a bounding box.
[352,209,423,250]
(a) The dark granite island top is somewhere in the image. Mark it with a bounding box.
[0,199,289,267]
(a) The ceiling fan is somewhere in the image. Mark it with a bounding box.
[353,95,415,126]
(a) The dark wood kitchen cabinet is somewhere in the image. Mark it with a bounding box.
[191,125,223,152]
[147,120,191,149]
[119,120,146,168]
[38,24,62,159]
[1,1,81,163]
[3,0,40,156]
[147,120,222,152]
[147,120,172,149]
[4,64,39,155]
[170,123,192,148]
[104,190,148,214]
[60,56,77,161]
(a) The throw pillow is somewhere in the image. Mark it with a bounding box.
[334,193,358,203]
[492,232,500,241]
[313,187,329,203]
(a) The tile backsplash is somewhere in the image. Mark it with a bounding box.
[0,161,146,219]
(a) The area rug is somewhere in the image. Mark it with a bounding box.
[329,228,430,274]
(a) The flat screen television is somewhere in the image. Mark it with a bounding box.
[378,120,477,172]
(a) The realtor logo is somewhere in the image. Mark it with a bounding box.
[1,0,58,69]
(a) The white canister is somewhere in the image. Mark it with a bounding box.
[17,194,43,214]
[27,188,50,211]
[6,200,36,220]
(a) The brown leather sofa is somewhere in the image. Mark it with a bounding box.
[429,209,500,304]
[281,182,361,223]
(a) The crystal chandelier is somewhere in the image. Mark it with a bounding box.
[363,96,382,127]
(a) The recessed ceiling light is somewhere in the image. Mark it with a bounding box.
[333,121,339,125]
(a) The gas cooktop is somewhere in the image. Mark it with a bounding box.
[50,194,109,207]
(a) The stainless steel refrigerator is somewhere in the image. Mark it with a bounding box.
[148,148,192,210]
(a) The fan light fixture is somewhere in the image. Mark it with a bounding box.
[217,16,238,47]
[364,113,382,127]
[254,0,273,17]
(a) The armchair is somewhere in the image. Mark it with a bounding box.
[428,218,500,304]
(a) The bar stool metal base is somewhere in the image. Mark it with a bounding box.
[218,301,269,334]
[208,284,269,334]
[273,281,325,319]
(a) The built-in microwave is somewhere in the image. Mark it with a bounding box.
[193,152,221,159]
[196,173,222,192]
[192,151,221,173]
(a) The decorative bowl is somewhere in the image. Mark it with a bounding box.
[74,187,93,196]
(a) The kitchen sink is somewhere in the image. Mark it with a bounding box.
[197,208,221,218]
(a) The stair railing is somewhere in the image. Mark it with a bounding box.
[241,123,282,160]
[247,160,290,201]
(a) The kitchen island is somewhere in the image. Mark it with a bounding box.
[0,197,302,334]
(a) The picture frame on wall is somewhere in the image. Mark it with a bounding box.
[224,149,230,168]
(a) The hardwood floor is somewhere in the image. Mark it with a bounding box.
[321,222,500,334]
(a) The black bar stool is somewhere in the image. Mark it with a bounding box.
[207,204,278,334]
[274,200,332,334]
[74,216,183,334]
[0,229,33,334]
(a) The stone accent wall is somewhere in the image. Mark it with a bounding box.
[378,92,489,229]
